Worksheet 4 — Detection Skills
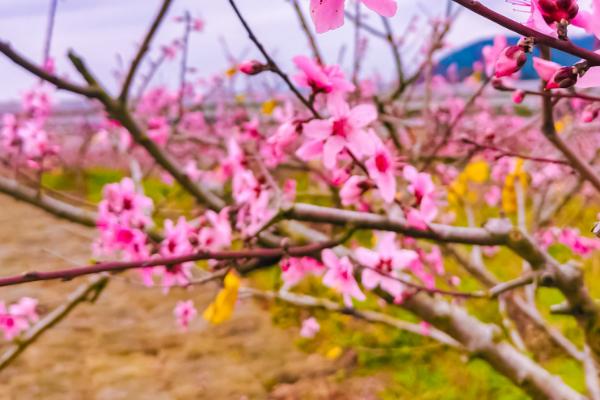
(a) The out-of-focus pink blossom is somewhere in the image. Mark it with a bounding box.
[283,179,297,203]
[494,46,527,78]
[281,257,325,289]
[582,105,599,123]
[296,100,377,169]
[340,175,368,207]
[174,300,197,331]
[293,56,354,106]
[403,166,438,227]
[512,90,526,104]
[538,227,600,257]
[321,249,365,306]
[198,207,232,251]
[532,57,561,81]
[419,321,431,336]
[310,0,397,33]
[300,317,320,338]
[484,186,501,207]
[482,35,507,77]
[94,178,153,267]
[0,297,39,341]
[365,135,396,203]
[146,116,170,145]
[354,232,418,297]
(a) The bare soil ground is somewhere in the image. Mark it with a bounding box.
[0,197,387,400]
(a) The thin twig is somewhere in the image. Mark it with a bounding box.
[227,0,320,118]
[0,275,109,371]
[119,0,174,103]
[243,288,462,348]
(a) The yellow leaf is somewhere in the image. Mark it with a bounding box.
[202,271,240,325]
[235,94,246,103]
[261,99,277,116]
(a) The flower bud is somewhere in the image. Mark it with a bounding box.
[512,90,525,104]
[581,105,599,123]
[545,66,578,89]
[538,0,579,24]
[494,46,527,78]
[239,60,269,75]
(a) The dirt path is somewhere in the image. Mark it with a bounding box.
[0,197,385,399]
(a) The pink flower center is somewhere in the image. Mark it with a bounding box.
[376,257,393,274]
[122,197,133,211]
[374,152,390,173]
[339,268,350,281]
[332,118,349,138]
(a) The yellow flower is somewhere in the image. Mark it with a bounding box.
[447,159,489,206]
[202,271,241,325]
[554,115,571,134]
[463,160,489,183]
[325,346,343,360]
[502,158,527,214]
[261,99,277,116]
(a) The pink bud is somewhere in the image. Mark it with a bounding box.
[546,66,578,89]
[538,0,579,24]
[494,46,527,78]
[239,60,268,75]
[512,90,525,104]
[581,105,599,123]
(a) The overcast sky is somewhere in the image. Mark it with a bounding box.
[0,0,554,101]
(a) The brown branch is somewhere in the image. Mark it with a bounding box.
[359,264,486,299]
[177,11,192,121]
[0,175,97,227]
[290,0,323,64]
[67,51,226,211]
[42,0,58,64]
[285,203,506,246]
[119,0,174,103]
[0,238,345,288]
[489,273,536,298]
[541,95,600,192]
[584,345,600,400]
[381,17,404,93]
[461,138,570,165]
[421,76,491,170]
[287,223,584,398]
[399,291,583,399]
[244,288,462,348]
[0,41,99,98]
[452,0,600,66]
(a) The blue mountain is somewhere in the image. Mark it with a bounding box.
[436,35,598,80]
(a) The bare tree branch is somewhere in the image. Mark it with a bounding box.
[0,275,109,371]
[119,0,174,103]
[243,288,462,349]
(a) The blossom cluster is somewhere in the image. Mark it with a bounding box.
[0,297,39,341]
[0,85,58,170]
